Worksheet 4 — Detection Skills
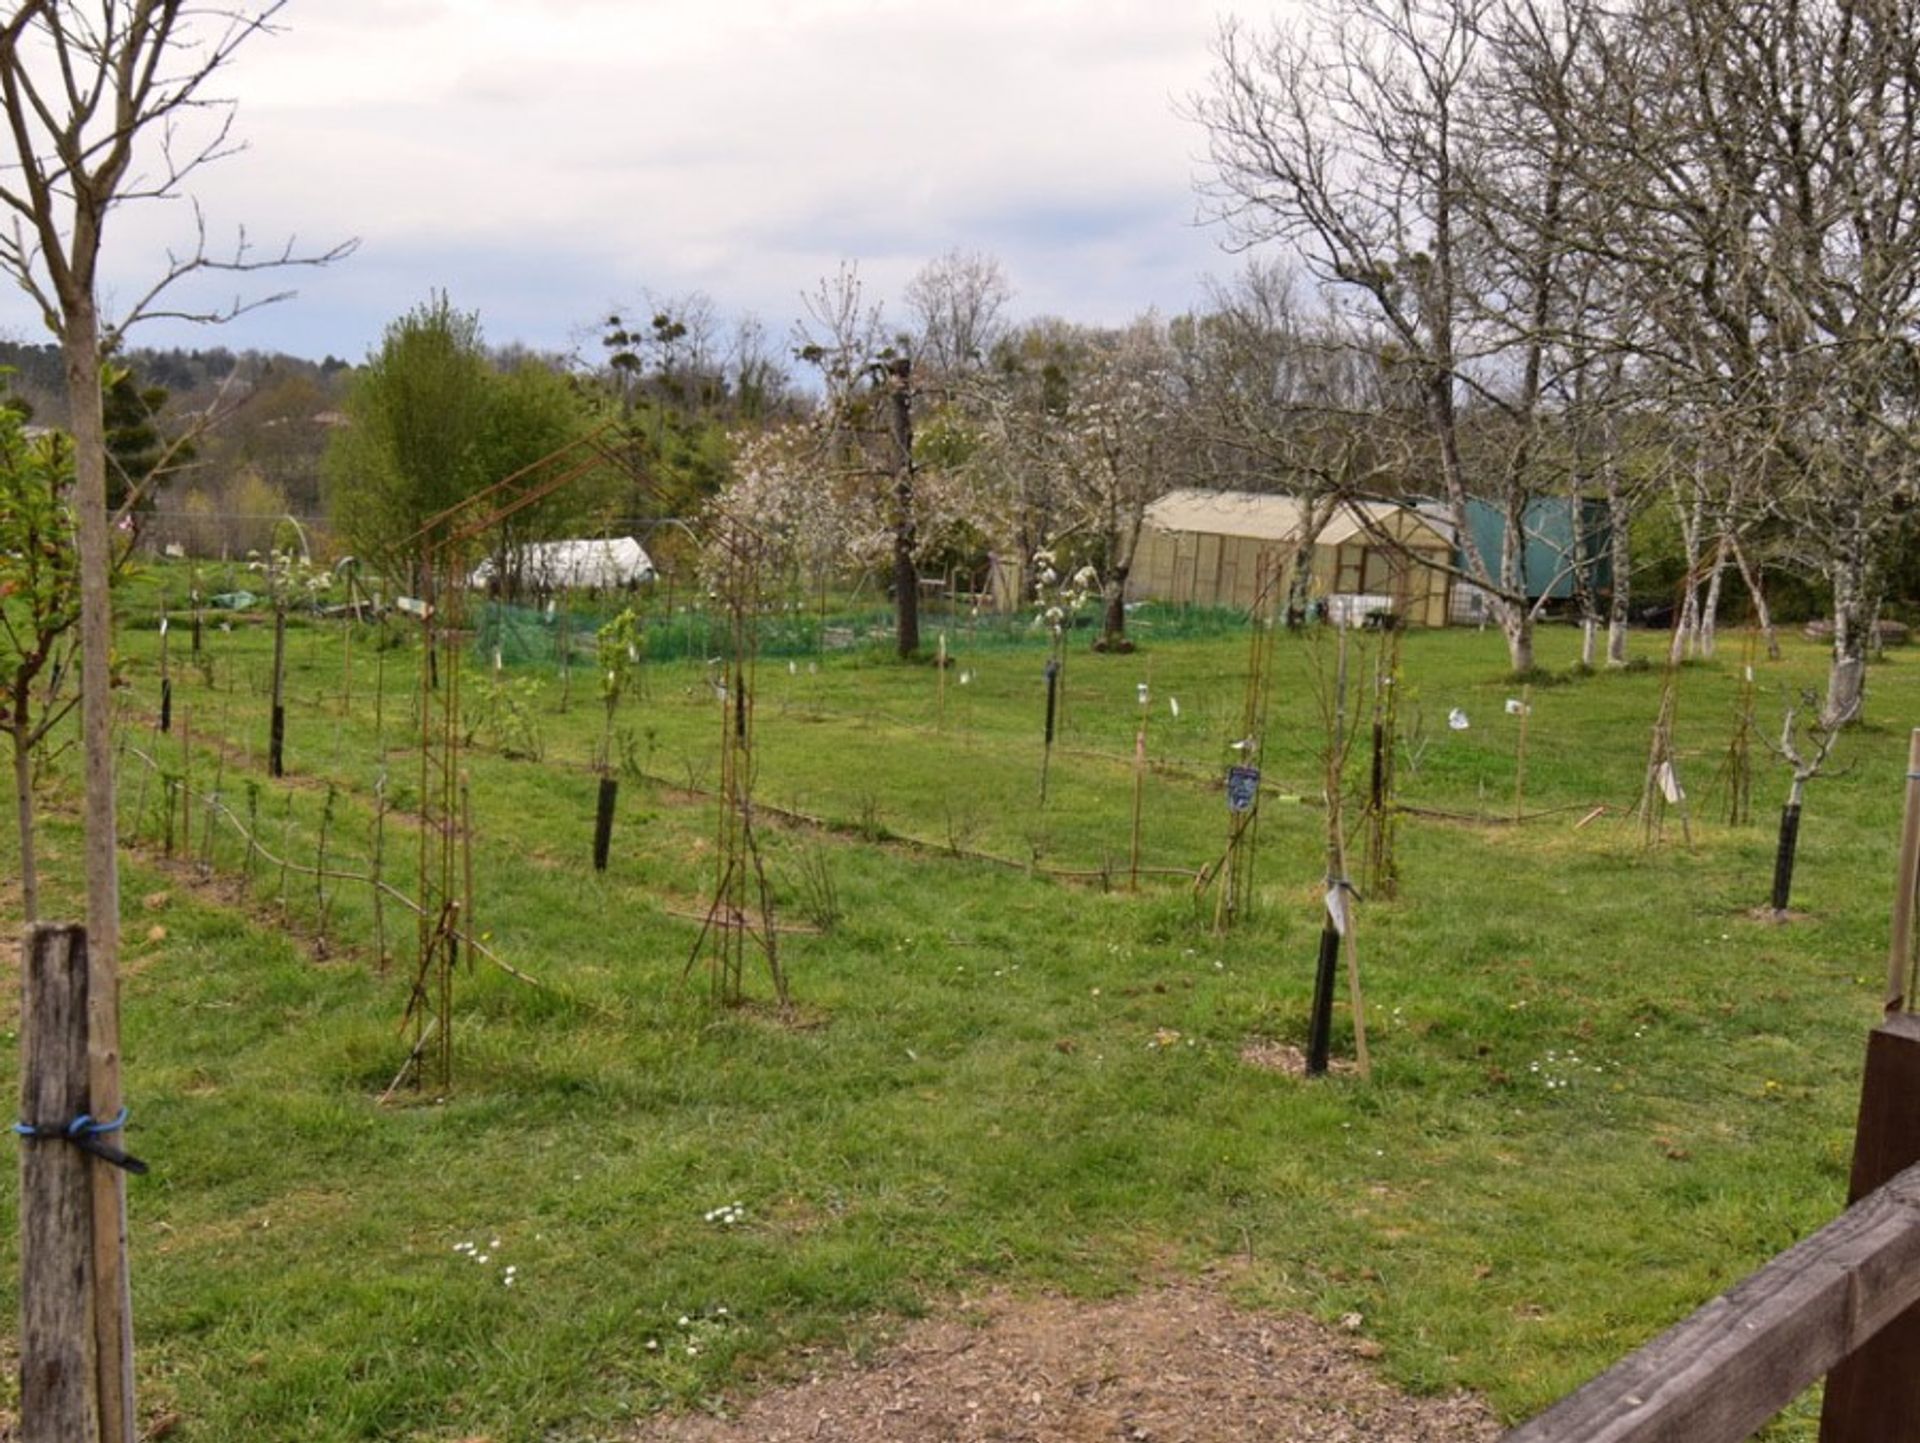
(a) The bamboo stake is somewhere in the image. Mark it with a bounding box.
[315,784,336,950]
[461,771,476,963]
[279,792,294,921]
[1513,683,1532,822]
[200,734,226,876]
[178,701,192,855]
[1890,729,1920,1012]
[371,773,389,973]
[1130,668,1151,892]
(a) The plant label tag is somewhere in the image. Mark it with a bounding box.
[1325,885,1351,937]
[1226,765,1261,813]
[159,618,169,635]
[1658,760,1685,804]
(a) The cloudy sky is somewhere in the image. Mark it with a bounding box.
[1,1,1260,366]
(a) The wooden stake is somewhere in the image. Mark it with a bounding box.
[374,638,386,754]
[461,772,476,965]
[19,923,104,1442]
[177,704,191,859]
[1513,682,1532,822]
[1887,729,1920,1012]
[371,775,389,972]
[1130,707,1148,892]
[200,737,226,877]
[1344,923,1372,1080]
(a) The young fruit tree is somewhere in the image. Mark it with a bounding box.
[0,406,78,923]
[0,6,350,1436]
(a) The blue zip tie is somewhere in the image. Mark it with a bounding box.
[13,1107,146,1174]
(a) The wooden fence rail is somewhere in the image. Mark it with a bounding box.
[1510,733,1920,1443]
[1500,1152,1920,1442]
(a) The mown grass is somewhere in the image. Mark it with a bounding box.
[0,581,1909,1441]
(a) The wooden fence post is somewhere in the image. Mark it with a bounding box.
[18,923,101,1442]
[1815,1013,1920,1442]
[1819,730,1920,1443]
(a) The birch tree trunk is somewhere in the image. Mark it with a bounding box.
[1728,535,1780,660]
[1606,460,1631,667]
[1824,514,1873,728]
[1699,535,1731,659]
[1669,467,1707,663]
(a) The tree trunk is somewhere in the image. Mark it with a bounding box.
[1669,467,1707,662]
[61,295,136,1443]
[1606,461,1631,666]
[1504,611,1535,675]
[11,726,38,921]
[886,357,919,659]
[1285,547,1315,626]
[1102,576,1127,645]
[1699,534,1731,659]
[1826,552,1871,728]
[1728,534,1780,660]
[1286,497,1330,626]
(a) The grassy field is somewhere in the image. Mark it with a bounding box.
[1,575,1910,1440]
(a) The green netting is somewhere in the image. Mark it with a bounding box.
[469,598,1264,670]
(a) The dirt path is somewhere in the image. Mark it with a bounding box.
[629,1285,1500,1443]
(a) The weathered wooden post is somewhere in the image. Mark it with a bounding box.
[18,923,142,1443]
[19,923,99,1440]
[1819,729,1920,1443]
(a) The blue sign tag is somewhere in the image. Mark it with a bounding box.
[1226,765,1261,813]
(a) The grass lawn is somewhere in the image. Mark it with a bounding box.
[1,582,1909,1441]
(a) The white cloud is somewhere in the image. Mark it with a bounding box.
[1,0,1246,359]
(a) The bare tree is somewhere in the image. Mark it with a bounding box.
[1060,318,1180,650]
[1192,0,1582,673]
[0,6,350,1435]
[793,262,923,657]
[1181,261,1409,623]
[904,248,1013,382]
[1574,0,1920,723]
[957,316,1080,596]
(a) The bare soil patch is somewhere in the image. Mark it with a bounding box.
[628,1285,1498,1443]
[1239,1038,1359,1079]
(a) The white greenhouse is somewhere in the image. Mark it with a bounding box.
[468,537,656,595]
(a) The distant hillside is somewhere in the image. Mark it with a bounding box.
[0,339,352,426]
